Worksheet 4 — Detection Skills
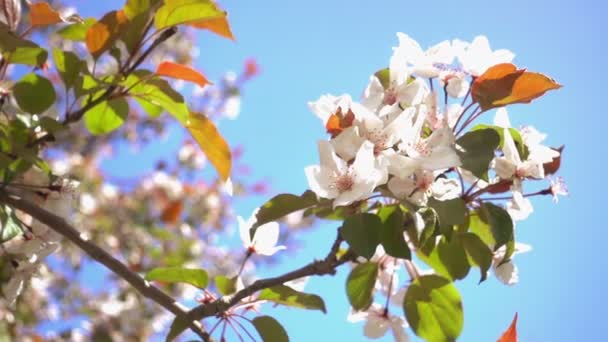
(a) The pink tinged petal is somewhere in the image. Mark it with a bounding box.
[446,76,469,98]
[494,107,512,128]
[304,165,339,199]
[396,79,426,106]
[390,316,411,342]
[392,33,421,84]
[493,49,515,64]
[507,190,534,221]
[238,215,252,246]
[364,315,392,339]
[388,176,417,200]
[333,180,374,207]
[494,157,517,179]
[432,178,462,201]
[446,104,463,129]
[252,222,284,256]
[502,128,522,164]
[318,140,346,174]
[347,309,369,323]
[494,261,519,285]
[352,141,378,180]
[386,152,417,178]
[332,126,364,161]
[362,76,385,110]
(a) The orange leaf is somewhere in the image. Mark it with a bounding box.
[161,200,183,224]
[185,112,231,181]
[29,2,63,26]
[156,61,210,88]
[85,10,128,59]
[472,63,561,111]
[189,15,235,40]
[497,313,518,342]
[325,108,355,137]
[543,145,564,176]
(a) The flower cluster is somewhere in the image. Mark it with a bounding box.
[303,33,566,340]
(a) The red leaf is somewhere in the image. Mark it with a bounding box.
[189,15,235,40]
[543,145,564,176]
[160,200,183,224]
[29,2,63,26]
[472,63,561,111]
[497,313,518,342]
[156,61,210,88]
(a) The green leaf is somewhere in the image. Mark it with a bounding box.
[56,18,96,41]
[456,128,500,181]
[374,68,391,89]
[135,98,163,117]
[121,11,151,53]
[417,208,438,247]
[341,213,382,259]
[7,47,48,67]
[478,203,515,260]
[346,262,378,311]
[252,191,317,231]
[154,0,225,30]
[418,236,470,281]
[84,97,128,135]
[12,73,56,114]
[0,24,47,66]
[404,274,464,342]
[37,117,64,134]
[472,124,529,161]
[0,206,23,243]
[458,232,493,283]
[214,275,237,295]
[145,267,209,288]
[124,0,158,19]
[252,316,289,342]
[124,71,189,122]
[377,206,411,259]
[165,316,188,342]
[427,197,467,226]
[52,49,85,89]
[258,285,326,313]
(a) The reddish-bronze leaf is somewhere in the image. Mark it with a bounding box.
[189,15,235,40]
[156,61,211,88]
[486,179,514,194]
[543,145,564,176]
[160,200,183,224]
[29,2,63,26]
[325,108,355,137]
[472,63,561,111]
[85,10,128,59]
[497,313,518,342]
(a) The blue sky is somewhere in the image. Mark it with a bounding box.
[77,0,607,341]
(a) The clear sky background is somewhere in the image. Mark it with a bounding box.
[76,0,607,341]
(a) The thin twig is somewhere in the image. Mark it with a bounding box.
[0,189,210,341]
[188,230,352,320]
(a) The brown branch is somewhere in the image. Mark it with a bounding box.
[188,229,355,320]
[0,189,211,341]
[29,27,178,148]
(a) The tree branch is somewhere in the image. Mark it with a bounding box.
[0,189,211,341]
[188,229,355,320]
[29,27,178,148]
